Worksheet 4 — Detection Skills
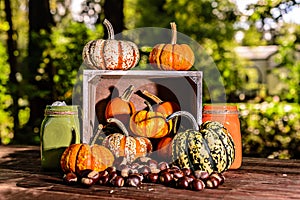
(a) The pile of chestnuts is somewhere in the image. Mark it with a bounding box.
[62,157,225,191]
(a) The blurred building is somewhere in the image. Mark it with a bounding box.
[235,45,299,100]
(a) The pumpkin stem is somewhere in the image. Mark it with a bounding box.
[166,111,199,131]
[103,19,115,40]
[120,85,135,102]
[144,100,154,112]
[170,22,177,45]
[107,118,129,137]
[142,90,163,104]
[90,124,104,145]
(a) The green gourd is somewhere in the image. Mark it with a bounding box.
[167,111,235,175]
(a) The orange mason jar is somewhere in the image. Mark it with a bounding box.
[202,104,242,169]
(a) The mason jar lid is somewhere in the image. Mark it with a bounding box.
[44,105,79,116]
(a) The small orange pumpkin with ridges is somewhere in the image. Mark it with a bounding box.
[130,101,173,138]
[149,22,194,71]
[60,143,114,173]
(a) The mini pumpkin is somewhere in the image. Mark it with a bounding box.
[60,143,114,174]
[141,89,180,116]
[149,22,195,71]
[130,101,173,138]
[167,111,235,175]
[82,19,140,70]
[102,118,153,163]
[155,136,173,162]
[105,85,136,125]
[141,89,180,134]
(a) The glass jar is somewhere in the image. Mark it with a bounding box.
[202,104,242,169]
[40,105,80,171]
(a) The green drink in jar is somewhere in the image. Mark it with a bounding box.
[40,102,80,171]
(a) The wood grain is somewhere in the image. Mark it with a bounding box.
[0,145,299,200]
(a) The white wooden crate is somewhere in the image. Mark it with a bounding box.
[82,70,202,143]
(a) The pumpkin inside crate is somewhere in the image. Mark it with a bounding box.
[104,85,136,126]
[129,100,173,138]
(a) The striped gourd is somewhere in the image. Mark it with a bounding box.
[82,19,140,70]
[167,111,235,175]
[102,118,153,163]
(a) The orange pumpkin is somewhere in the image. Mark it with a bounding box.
[102,118,153,163]
[82,19,140,70]
[141,90,180,115]
[105,85,136,125]
[155,136,173,162]
[149,22,194,71]
[60,143,114,174]
[130,101,173,138]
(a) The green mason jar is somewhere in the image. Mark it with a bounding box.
[40,105,80,171]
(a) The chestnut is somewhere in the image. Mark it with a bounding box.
[138,165,151,176]
[150,167,161,174]
[210,172,225,185]
[159,171,173,185]
[98,170,110,185]
[185,174,195,183]
[158,161,169,171]
[181,168,192,176]
[120,166,131,178]
[136,156,152,164]
[109,171,118,181]
[176,176,190,190]
[205,176,220,189]
[130,173,144,182]
[87,170,100,181]
[126,174,141,187]
[170,165,180,171]
[147,159,158,170]
[173,169,184,180]
[106,166,117,174]
[110,175,125,187]
[146,173,159,183]
[98,174,110,185]
[79,169,100,184]
[128,168,139,175]
[191,179,205,191]
[159,168,170,175]
[63,172,78,185]
[81,177,95,187]
[194,170,209,180]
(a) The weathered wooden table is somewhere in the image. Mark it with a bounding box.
[0,145,299,200]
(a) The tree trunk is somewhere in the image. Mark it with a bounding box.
[4,0,20,142]
[103,0,125,36]
[26,0,54,142]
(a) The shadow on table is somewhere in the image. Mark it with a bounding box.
[0,147,43,173]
